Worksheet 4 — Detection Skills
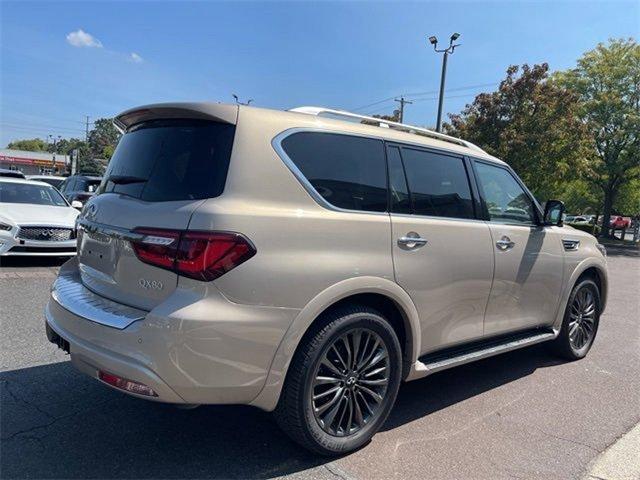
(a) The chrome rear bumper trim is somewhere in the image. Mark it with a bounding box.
[51,269,146,329]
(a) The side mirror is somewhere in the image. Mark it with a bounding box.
[543,199,565,226]
[71,200,83,210]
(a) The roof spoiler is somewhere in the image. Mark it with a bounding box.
[113,102,239,132]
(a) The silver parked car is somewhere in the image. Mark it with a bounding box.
[45,103,608,455]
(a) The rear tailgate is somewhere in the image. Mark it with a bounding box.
[77,104,238,311]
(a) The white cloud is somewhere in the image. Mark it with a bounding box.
[66,29,103,48]
[129,52,143,63]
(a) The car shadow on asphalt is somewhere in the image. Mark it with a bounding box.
[0,344,566,479]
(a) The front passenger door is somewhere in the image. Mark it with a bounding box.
[473,161,564,336]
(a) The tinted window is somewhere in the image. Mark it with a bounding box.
[101,119,235,202]
[281,132,387,212]
[474,162,536,225]
[387,146,410,214]
[401,148,474,219]
[0,182,68,206]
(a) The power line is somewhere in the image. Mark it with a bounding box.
[352,81,499,112]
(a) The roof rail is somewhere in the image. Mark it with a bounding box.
[289,106,486,154]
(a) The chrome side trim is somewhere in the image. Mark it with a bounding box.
[408,331,556,380]
[51,268,146,329]
[562,239,581,251]
[77,218,144,242]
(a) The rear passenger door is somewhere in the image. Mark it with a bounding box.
[387,145,494,355]
[472,160,564,335]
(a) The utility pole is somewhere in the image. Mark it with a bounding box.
[428,33,461,132]
[82,115,91,174]
[48,134,61,173]
[394,96,413,123]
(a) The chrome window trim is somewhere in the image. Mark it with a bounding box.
[272,127,507,218]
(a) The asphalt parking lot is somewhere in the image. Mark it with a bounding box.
[1,249,638,480]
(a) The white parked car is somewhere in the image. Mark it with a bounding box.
[0,178,80,256]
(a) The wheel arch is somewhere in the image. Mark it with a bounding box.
[554,258,608,330]
[249,276,421,411]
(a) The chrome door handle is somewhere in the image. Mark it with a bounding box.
[398,233,428,249]
[496,236,515,251]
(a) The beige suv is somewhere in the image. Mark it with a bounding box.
[45,103,608,455]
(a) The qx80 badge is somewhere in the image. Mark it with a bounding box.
[138,278,164,290]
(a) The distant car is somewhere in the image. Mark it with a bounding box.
[27,175,66,189]
[610,216,631,229]
[0,168,26,179]
[58,174,102,208]
[0,178,79,256]
[571,216,589,224]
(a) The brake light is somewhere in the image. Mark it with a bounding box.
[131,228,256,281]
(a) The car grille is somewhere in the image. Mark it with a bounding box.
[18,226,74,242]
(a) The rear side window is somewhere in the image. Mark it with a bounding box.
[281,132,387,212]
[101,119,235,202]
[401,148,474,219]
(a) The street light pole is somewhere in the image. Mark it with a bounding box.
[429,33,461,132]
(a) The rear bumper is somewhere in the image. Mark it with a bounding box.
[45,260,299,407]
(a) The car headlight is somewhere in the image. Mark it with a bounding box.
[596,243,607,257]
[0,221,13,231]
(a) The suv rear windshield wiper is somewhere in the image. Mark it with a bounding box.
[107,175,148,185]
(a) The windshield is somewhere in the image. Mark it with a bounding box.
[0,182,69,206]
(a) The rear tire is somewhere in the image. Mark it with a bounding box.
[552,278,600,360]
[274,305,402,455]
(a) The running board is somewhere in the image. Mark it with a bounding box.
[408,329,557,380]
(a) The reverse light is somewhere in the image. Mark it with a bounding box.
[98,370,158,397]
[131,228,256,281]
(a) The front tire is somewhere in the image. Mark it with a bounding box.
[274,305,402,455]
[552,278,601,360]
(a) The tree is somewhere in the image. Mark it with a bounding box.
[446,63,590,202]
[556,38,640,236]
[88,118,121,160]
[7,138,48,152]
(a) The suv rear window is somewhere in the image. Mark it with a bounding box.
[281,132,387,212]
[101,119,235,202]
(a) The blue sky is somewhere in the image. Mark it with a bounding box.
[1,1,638,146]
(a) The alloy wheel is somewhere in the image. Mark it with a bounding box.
[311,328,390,437]
[568,287,597,351]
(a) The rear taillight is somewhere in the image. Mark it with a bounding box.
[131,228,256,281]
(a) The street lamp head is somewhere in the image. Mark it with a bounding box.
[428,35,438,46]
[450,32,460,42]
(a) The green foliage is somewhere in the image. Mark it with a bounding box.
[446,63,590,202]
[7,138,48,152]
[88,118,121,160]
[615,178,640,215]
[555,38,640,234]
[559,179,602,214]
[567,223,601,236]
